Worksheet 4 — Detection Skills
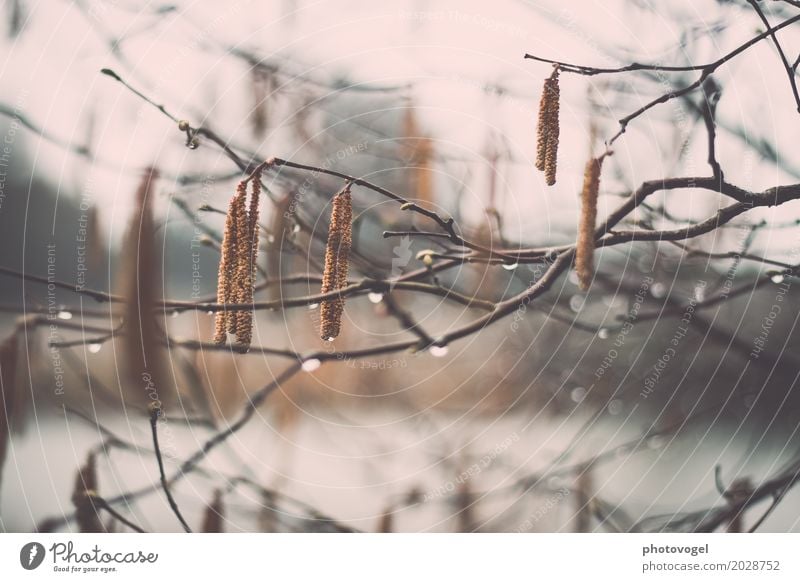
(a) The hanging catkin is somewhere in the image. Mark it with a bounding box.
[535,67,560,186]
[0,330,18,495]
[266,193,293,301]
[202,489,225,532]
[319,185,353,340]
[214,189,239,344]
[213,170,262,349]
[412,137,435,208]
[72,452,104,533]
[575,155,604,291]
[118,168,171,405]
[403,104,436,209]
[249,66,271,137]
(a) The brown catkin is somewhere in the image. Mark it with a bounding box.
[230,184,249,338]
[0,331,18,493]
[202,489,225,533]
[574,464,594,533]
[258,490,277,532]
[118,168,170,406]
[576,156,604,291]
[213,188,241,344]
[86,204,103,271]
[319,185,353,340]
[247,170,262,276]
[72,452,104,533]
[402,103,419,162]
[412,137,435,208]
[378,506,393,533]
[535,85,550,172]
[403,104,436,210]
[246,170,262,298]
[535,67,560,185]
[234,175,261,347]
[250,66,271,137]
[267,193,294,301]
[214,174,261,349]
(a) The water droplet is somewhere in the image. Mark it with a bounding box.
[308,303,319,310]
[170,311,180,318]
[771,274,785,284]
[569,295,585,313]
[266,235,276,243]
[430,345,448,358]
[601,294,621,307]
[324,337,335,342]
[367,292,383,304]
[301,358,321,372]
[650,282,666,298]
[608,399,623,415]
[638,257,654,272]
[694,285,706,302]
[57,311,73,320]
[570,387,586,403]
[88,343,102,354]
[206,310,214,316]
[598,328,609,339]
[292,224,301,234]
[501,262,518,271]
[568,271,580,285]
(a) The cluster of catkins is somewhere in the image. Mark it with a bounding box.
[535,66,605,291]
[214,174,354,348]
[214,169,262,349]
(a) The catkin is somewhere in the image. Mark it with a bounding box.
[232,185,251,345]
[72,452,104,533]
[213,173,261,349]
[202,489,225,533]
[250,67,271,137]
[86,204,102,271]
[118,168,170,405]
[535,67,560,186]
[574,464,594,532]
[0,331,18,493]
[319,185,353,341]
[403,105,436,209]
[576,156,604,291]
[267,193,293,301]
[412,137,435,208]
[214,191,239,344]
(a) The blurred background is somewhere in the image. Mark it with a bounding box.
[1,0,800,532]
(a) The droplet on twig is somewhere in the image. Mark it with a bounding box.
[430,345,448,358]
[301,358,322,372]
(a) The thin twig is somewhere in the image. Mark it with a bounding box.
[149,407,193,533]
